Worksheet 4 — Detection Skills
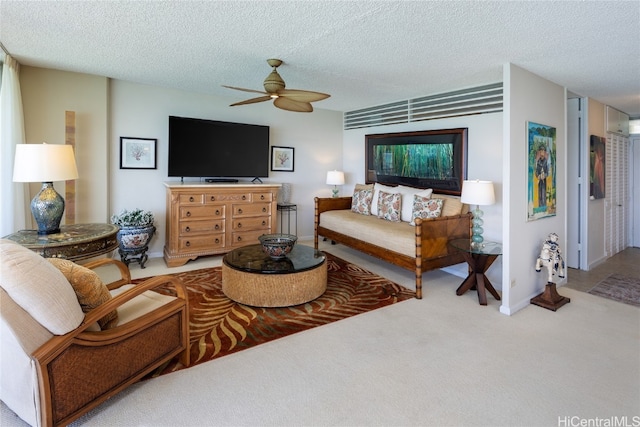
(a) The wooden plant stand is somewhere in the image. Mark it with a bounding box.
[530,282,570,311]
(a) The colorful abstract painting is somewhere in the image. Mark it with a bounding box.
[527,122,556,221]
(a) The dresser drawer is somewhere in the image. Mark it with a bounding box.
[179,205,226,220]
[179,220,225,236]
[232,203,271,217]
[230,230,266,247]
[204,192,252,203]
[231,217,270,231]
[178,193,204,205]
[178,235,225,251]
[252,192,273,202]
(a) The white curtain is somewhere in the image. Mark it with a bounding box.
[0,54,28,236]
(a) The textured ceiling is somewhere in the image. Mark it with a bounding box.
[1,1,639,116]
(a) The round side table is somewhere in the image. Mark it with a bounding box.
[3,223,119,262]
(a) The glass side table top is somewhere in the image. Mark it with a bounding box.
[223,244,325,274]
[449,238,502,255]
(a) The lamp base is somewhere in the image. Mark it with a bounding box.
[331,187,339,198]
[470,205,485,250]
[31,182,65,235]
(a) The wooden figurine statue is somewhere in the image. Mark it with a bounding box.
[535,232,565,283]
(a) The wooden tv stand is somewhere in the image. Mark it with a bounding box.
[163,182,280,267]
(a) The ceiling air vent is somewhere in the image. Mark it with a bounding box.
[344,83,503,130]
[344,101,408,130]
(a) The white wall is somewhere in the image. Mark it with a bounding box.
[109,80,343,258]
[501,63,567,315]
[342,113,504,288]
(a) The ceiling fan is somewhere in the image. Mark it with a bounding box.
[223,59,330,113]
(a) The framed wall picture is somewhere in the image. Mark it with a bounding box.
[365,128,468,195]
[271,146,294,172]
[527,122,556,221]
[590,135,606,199]
[120,137,157,169]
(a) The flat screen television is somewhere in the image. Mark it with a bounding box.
[168,116,270,180]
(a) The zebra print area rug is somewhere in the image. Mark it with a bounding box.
[139,252,414,377]
[588,273,640,307]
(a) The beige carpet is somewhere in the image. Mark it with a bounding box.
[2,242,639,426]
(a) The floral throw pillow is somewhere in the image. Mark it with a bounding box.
[410,196,443,225]
[351,189,373,215]
[377,191,402,222]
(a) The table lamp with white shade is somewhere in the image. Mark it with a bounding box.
[460,179,495,249]
[13,143,79,235]
[326,170,345,198]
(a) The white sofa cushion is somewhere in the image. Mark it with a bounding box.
[396,185,433,222]
[0,288,46,427]
[371,183,399,217]
[110,284,177,326]
[0,240,84,335]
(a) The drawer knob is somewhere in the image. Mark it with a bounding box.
[211,196,215,201]
[215,210,220,215]
[215,224,220,230]
[186,211,191,217]
[262,221,266,226]
[215,238,220,244]
[238,208,243,214]
[262,207,267,212]
[189,196,194,202]
[186,241,191,247]
[242,195,246,200]
[237,236,242,242]
[260,195,265,200]
[185,226,191,232]
[237,223,242,228]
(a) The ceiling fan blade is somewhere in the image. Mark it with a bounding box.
[230,95,272,106]
[274,97,313,113]
[278,89,330,103]
[222,85,269,96]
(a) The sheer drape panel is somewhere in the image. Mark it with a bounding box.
[0,54,27,236]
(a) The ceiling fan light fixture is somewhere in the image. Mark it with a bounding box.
[223,58,330,113]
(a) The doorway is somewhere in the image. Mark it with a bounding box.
[567,98,583,268]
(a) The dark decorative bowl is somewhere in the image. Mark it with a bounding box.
[259,234,297,259]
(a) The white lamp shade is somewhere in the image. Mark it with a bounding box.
[13,143,79,182]
[460,180,495,206]
[326,170,345,186]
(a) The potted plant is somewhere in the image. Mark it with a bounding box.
[110,208,156,268]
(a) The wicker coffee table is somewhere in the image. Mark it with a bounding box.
[222,244,327,307]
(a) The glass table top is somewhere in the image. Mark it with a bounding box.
[223,244,325,274]
[449,238,503,255]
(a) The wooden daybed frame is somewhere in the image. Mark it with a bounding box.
[314,196,471,299]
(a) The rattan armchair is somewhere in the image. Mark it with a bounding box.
[0,240,189,427]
